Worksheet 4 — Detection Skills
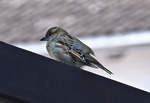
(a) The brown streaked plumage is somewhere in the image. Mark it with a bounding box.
[40,27,113,75]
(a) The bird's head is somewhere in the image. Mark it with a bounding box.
[40,26,67,41]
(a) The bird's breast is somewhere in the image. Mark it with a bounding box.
[46,42,56,58]
[46,41,71,61]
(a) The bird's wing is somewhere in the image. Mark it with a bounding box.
[74,38,95,55]
[68,48,85,62]
[56,35,113,75]
[58,34,95,55]
[55,36,87,63]
[55,42,85,64]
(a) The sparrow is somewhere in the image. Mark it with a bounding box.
[40,27,113,75]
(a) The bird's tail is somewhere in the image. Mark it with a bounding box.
[95,62,113,75]
[86,55,113,75]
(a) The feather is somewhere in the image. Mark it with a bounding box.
[44,27,113,74]
[85,54,113,75]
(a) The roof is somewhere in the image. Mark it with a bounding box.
[0,0,150,43]
[0,41,150,103]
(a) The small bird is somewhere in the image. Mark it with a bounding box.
[40,27,113,75]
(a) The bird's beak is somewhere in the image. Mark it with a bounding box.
[40,37,47,41]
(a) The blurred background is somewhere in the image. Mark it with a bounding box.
[0,0,150,101]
